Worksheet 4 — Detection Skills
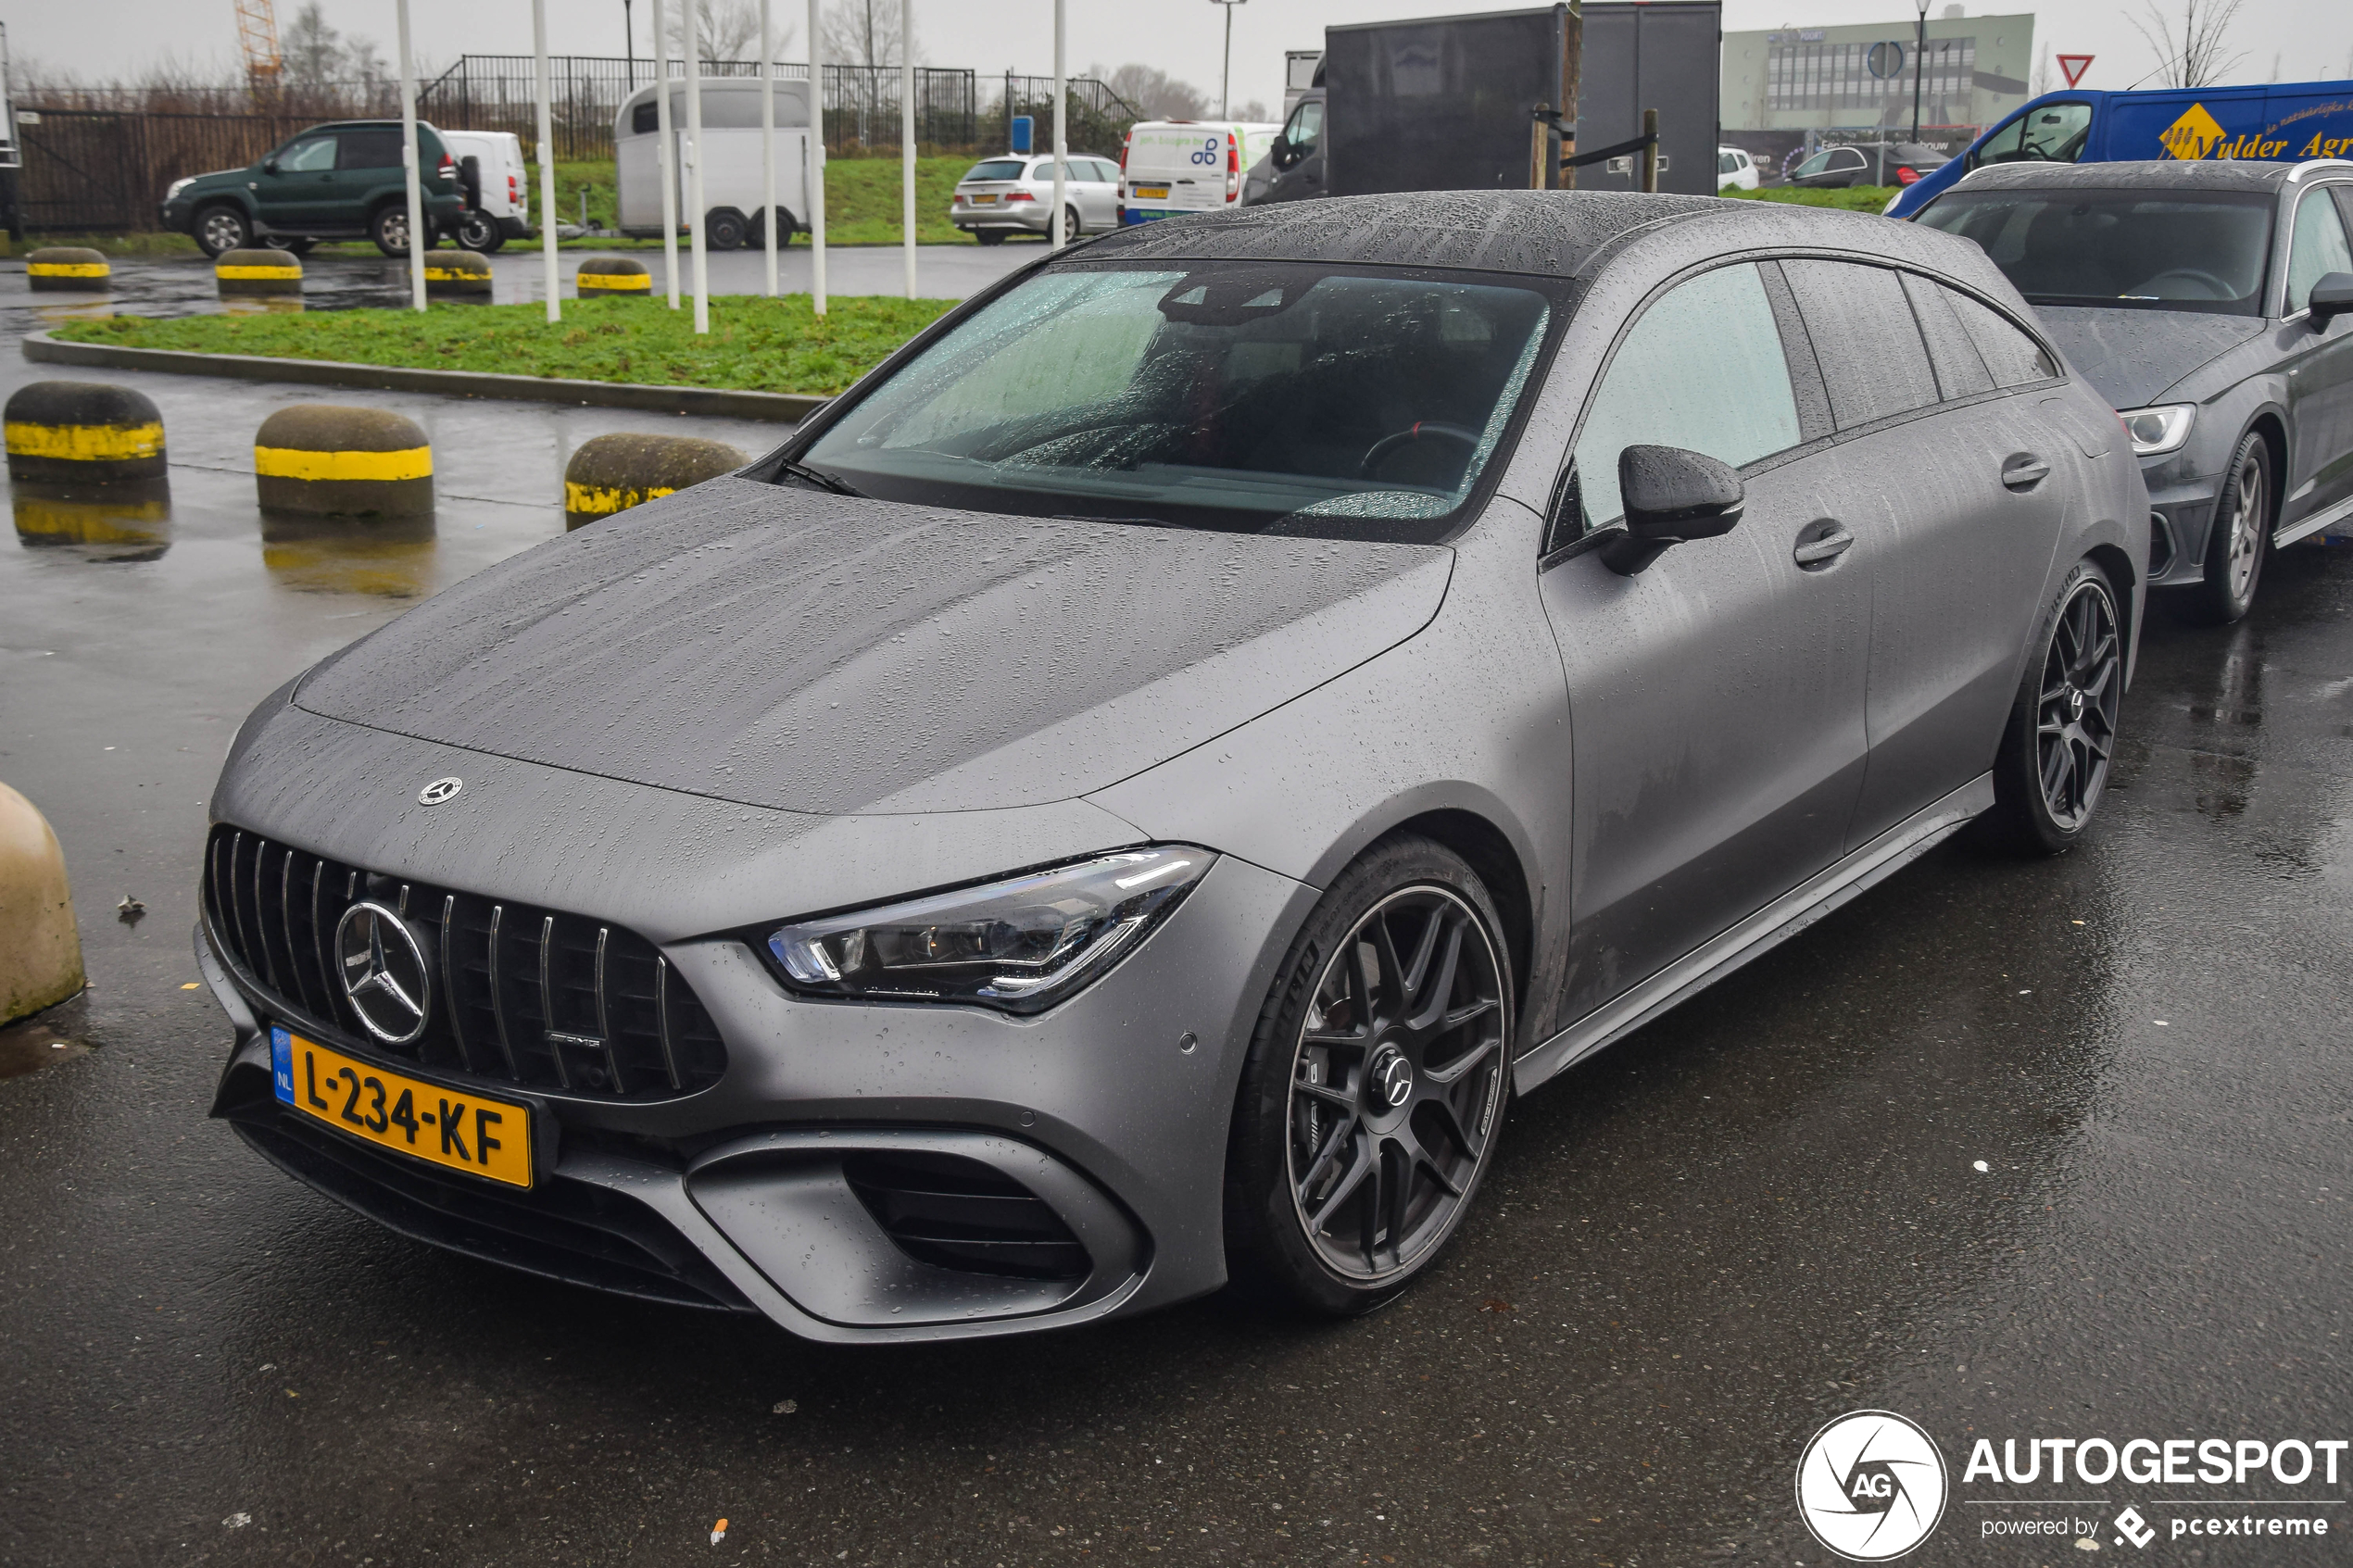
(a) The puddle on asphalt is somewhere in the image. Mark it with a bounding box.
[258,514,439,598]
[12,479,173,562]
[0,993,95,1083]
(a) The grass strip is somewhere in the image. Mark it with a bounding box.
[1718,184,1906,213]
[49,294,956,396]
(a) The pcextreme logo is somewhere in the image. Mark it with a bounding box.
[1796,1411,1951,1561]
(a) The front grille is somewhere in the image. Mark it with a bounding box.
[203,823,726,1101]
[844,1151,1091,1281]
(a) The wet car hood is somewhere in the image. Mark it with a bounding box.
[295,476,1453,815]
[2032,306,2265,408]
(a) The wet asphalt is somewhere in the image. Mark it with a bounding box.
[2,256,2352,1568]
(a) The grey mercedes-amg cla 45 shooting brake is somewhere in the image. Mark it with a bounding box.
[201,191,2147,1343]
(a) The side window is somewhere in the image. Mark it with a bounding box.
[2285,187,2353,317]
[279,137,337,172]
[337,130,402,169]
[632,102,660,134]
[1567,262,1803,538]
[1286,100,1323,157]
[1943,287,2060,386]
[1899,272,1995,399]
[1970,102,2091,169]
[1780,259,1940,428]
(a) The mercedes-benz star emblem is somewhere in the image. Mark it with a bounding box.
[418,776,463,806]
[1371,1045,1415,1109]
[334,901,433,1046]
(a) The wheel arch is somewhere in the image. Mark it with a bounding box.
[1383,808,1536,1024]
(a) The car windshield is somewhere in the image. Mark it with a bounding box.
[1917,188,2275,315]
[794,262,1555,540]
[963,159,1026,182]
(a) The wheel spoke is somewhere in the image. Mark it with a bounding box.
[1296,1113,1358,1198]
[1294,1076,1356,1111]
[1424,1034,1498,1087]
[1380,1141,1411,1261]
[1398,905,1443,1004]
[1367,913,1409,1018]
[1437,997,1500,1035]
[1406,922,1466,1035]
[1306,1138,1376,1230]
[1424,1093,1480,1161]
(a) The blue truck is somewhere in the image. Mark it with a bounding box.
[1887,80,2353,220]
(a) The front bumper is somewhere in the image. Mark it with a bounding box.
[200,816,1311,1343]
[2141,451,2221,588]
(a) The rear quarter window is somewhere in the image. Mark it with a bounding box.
[1779,259,1941,428]
[338,131,402,169]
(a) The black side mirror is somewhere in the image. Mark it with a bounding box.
[2309,271,2353,324]
[261,158,280,175]
[1601,445,1746,576]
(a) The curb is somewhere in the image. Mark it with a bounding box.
[21,331,828,424]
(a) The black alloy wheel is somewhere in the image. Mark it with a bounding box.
[195,205,251,257]
[1226,835,1512,1315]
[705,207,749,251]
[370,203,413,257]
[2183,428,2272,625]
[1985,559,2123,855]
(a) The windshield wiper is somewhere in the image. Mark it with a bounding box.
[774,459,864,497]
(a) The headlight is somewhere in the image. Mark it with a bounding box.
[764,847,1214,1014]
[2118,404,2196,457]
[166,177,195,201]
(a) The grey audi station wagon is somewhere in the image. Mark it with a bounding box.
[201,191,2147,1342]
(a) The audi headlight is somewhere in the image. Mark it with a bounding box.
[764,847,1214,1014]
[2118,404,2196,457]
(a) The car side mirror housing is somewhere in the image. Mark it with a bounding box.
[2309,271,2353,324]
[1601,445,1746,576]
[261,158,279,175]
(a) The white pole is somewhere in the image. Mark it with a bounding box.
[396,0,426,310]
[686,6,710,334]
[532,0,560,322]
[808,0,826,316]
[1051,0,1066,251]
[652,0,681,309]
[761,0,777,297]
[900,0,916,297]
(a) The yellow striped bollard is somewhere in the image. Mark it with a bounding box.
[25,246,110,293]
[423,250,493,297]
[4,382,166,484]
[563,433,745,530]
[255,406,434,519]
[215,246,303,298]
[575,256,653,298]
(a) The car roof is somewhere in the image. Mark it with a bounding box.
[1951,159,2300,196]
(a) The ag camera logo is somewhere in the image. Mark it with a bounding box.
[1796,1410,1950,1561]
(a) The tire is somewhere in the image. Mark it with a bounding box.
[2181,427,2272,625]
[747,208,795,247]
[1224,834,1514,1317]
[1061,204,1083,241]
[263,235,316,257]
[705,207,748,251]
[1982,558,2124,856]
[370,203,413,257]
[194,204,251,258]
[453,210,504,253]
[973,228,1005,245]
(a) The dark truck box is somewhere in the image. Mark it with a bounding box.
[1324,2,1722,200]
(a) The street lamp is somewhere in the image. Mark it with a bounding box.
[623,0,635,89]
[1910,0,1928,143]
[1210,0,1245,119]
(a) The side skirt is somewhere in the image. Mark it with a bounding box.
[1512,772,1994,1096]
[2274,491,2353,549]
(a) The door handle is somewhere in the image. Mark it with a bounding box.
[1793,521,1855,567]
[2002,455,2051,489]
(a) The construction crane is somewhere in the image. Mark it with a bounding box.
[233,0,283,98]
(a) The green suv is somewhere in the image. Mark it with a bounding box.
[161,120,467,257]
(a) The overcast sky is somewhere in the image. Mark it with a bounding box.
[12,0,2349,120]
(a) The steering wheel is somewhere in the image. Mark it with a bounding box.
[1358,421,1480,479]
[2138,268,2235,301]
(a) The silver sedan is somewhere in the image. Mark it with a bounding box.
[950,154,1120,243]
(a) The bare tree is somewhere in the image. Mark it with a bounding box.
[2123,0,2248,90]
[823,0,919,68]
[667,0,791,65]
[1098,62,1210,119]
[282,3,346,88]
[2031,42,2051,95]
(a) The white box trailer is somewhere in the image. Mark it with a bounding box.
[615,77,814,247]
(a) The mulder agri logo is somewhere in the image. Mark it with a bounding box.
[1796,1411,1951,1561]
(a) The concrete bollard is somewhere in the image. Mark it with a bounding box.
[215,246,303,297]
[4,381,167,484]
[563,433,747,530]
[25,246,111,293]
[575,255,654,297]
[255,405,434,519]
[423,250,493,297]
[0,782,85,1026]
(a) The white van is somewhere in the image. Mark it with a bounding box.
[1119,120,1281,224]
[439,130,531,252]
[614,78,813,248]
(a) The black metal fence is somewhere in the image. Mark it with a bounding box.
[14,108,313,232]
[416,55,986,161]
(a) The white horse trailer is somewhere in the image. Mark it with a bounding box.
[614,78,814,247]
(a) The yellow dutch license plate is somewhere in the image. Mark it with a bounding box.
[1136,185,1170,199]
[271,1025,533,1188]
[970,193,998,203]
